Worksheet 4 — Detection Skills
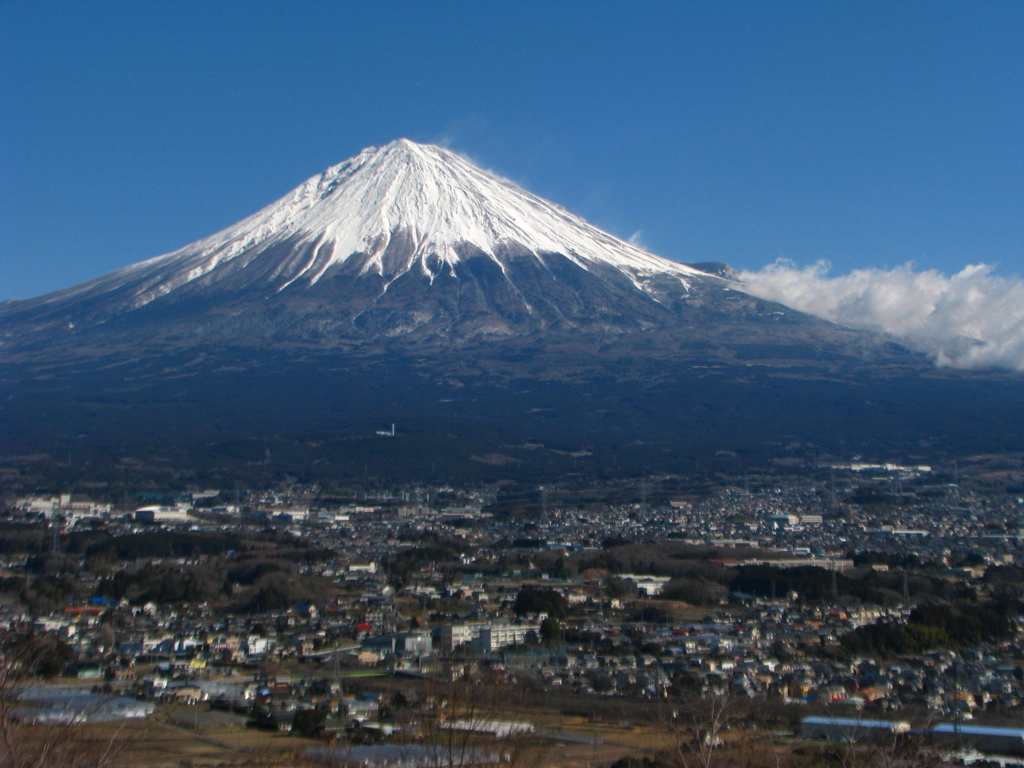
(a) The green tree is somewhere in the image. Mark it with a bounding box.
[540,616,562,647]
[514,586,568,618]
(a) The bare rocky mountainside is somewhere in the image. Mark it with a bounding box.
[2,140,1021,481]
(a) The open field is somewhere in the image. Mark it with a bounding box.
[8,716,320,767]
[7,695,822,768]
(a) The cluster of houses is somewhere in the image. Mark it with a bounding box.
[4,471,1024,762]
[7,585,1024,761]
[6,576,1024,714]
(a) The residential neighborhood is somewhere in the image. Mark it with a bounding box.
[2,463,1024,765]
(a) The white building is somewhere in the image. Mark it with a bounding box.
[135,506,194,524]
[16,494,112,519]
[439,622,540,653]
[348,563,378,574]
[475,624,539,653]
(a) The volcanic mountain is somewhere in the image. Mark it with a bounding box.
[2,140,1021,481]
[0,139,855,349]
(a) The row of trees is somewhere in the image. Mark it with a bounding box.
[0,525,342,613]
[515,541,998,608]
[841,599,1020,656]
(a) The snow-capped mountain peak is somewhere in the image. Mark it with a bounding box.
[4,140,732,343]
[69,139,708,305]
[266,139,702,278]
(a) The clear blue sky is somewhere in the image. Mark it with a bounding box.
[2,1,1022,301]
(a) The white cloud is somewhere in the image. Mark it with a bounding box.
[736,260,1024,371]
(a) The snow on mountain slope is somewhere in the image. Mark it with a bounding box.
[23,139,713,314]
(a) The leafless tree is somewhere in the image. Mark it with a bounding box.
[410,674,544,768]
[663,690,806,768]
[303,672,545,768]
[666,690,732,768]
[0,636,130,768]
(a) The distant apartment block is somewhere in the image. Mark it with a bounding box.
[439,622,540,653]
